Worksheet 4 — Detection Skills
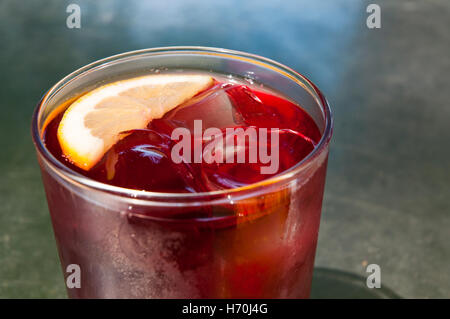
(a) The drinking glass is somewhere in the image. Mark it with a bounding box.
[32,47,333,298]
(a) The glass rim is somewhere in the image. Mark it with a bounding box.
[31,46,333,203]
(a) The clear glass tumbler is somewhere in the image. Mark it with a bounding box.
[32,47,333,298]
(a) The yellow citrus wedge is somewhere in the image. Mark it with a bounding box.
[57,74,213,170]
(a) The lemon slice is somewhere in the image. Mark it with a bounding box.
[57,74,213,170]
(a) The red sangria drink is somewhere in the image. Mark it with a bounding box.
[32,47,332,298]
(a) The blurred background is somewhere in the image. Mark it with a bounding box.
[0,0,448,298]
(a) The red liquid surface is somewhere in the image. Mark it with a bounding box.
[44,81,321,193]
[41,77,326,298]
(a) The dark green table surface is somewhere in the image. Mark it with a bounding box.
[0,0,448,298]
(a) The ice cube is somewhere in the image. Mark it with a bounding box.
[94,128,207,193]
[200,127,316,190]
[162,83,240,132]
